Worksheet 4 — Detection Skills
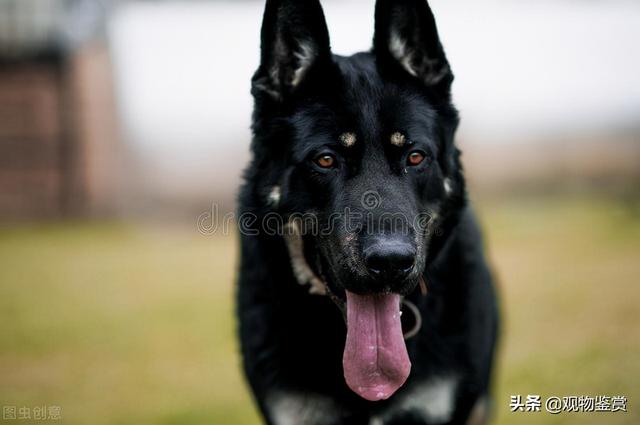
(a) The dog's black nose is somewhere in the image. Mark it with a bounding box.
[364,240,416,280]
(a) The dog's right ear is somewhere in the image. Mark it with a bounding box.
[373,0,453,97]
[252,0,332,101]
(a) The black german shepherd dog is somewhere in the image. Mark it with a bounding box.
[238,1,498,424]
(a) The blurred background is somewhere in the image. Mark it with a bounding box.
[0,0,638,424]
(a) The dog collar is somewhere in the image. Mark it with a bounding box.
[282,218,424,340]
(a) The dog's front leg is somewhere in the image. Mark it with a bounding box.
[238,236,363,425]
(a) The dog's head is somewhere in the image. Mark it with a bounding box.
[248,0,465,401]
[251,0,464,300]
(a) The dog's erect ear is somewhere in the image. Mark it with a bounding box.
[373,0,453,92]
[253,0,331,100]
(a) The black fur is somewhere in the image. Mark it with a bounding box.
[237,1,498,423]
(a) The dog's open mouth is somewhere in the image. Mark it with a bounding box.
[283,220,413,401]
[343,292,411,401]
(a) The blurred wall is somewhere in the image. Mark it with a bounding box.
[0,0,119,220]
[0,60,66,218]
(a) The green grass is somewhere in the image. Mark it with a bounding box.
[0,224,258,425]
[478,196,640,425]
[0,196,638,424]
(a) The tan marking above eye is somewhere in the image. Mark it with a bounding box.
[390,132,406,147]
[339,132,357,147]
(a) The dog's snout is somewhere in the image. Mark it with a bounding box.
[364,239,416,280]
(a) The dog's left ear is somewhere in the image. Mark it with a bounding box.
[253,0,332,101]
[373,0,453,95]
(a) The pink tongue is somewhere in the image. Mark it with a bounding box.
[343,291,411,401]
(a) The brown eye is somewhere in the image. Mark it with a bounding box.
[315,154,336,169]
[407,151,426,166]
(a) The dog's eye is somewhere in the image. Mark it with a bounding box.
[314,153,337,169]
[407,151,426,166]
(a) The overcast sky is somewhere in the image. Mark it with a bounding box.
[108,0,640,188]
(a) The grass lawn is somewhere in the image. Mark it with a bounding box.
[0,196,638,424]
